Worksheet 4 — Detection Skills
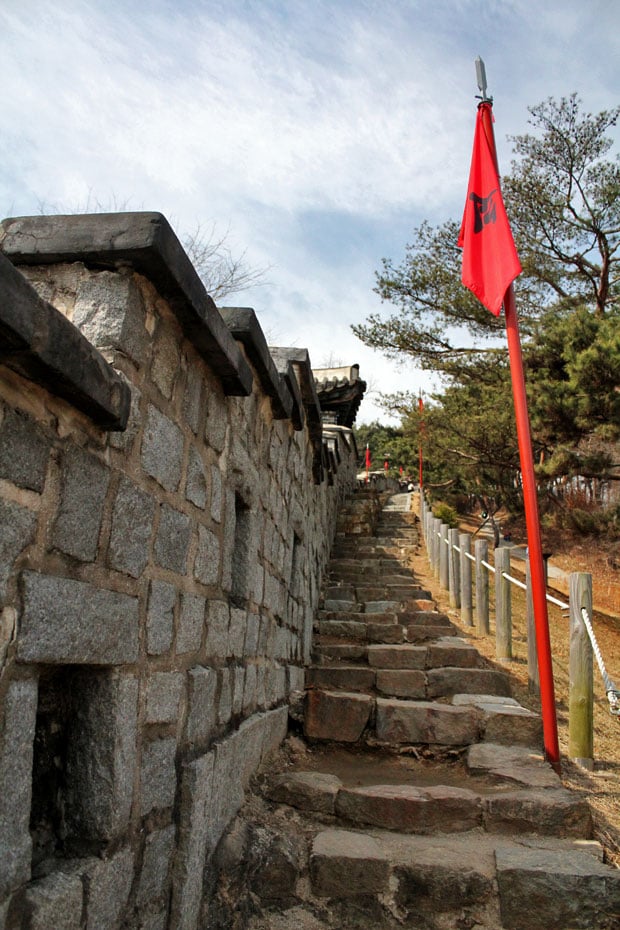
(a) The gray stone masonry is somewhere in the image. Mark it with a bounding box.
[0,211,361,930]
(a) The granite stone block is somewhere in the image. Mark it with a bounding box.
[205,600,229,659]
[154,504,191,574]
[146,671,184,725]
[0,407,50,492]
[147,580,176,655]
[52,445,110,562]
[186,666,218,749]
[83,846,135,930]
[18,572,139,664]
[185,446,207,509]
[74,271,147,365]
[0,499,37,600]
[194,524,220,586]
[64,672,138,842]
[140,738,178,815]
[0,677,37,896]
[171,751,215,930]
[23,871,83,930]
[176,592,205,654]
[136,823,176,906]
[108,476,155,578]
[141,405,184,492]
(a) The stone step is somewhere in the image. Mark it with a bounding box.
[368,640,483,669]
[318,607,448,624]
[375,695,542,748]
[305,665,511,702]
[321,597,434,615]
[365,526,416,537]
[329,558,413,571]
[317,620,457,645]
[323,584,433,603]
[307,828,620,929]
[285,490,620,930]
[328,558,416,575]
[312,643,367,663]
[266,769,592,840]
[313,639,483,669]
[304,690,542,749]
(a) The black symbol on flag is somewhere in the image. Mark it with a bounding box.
[470,190,498,233]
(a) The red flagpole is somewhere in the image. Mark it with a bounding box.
[478,97,560,772]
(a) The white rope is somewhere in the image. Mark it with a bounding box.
[502,572,527,592]
[581,606,620,717]
[426,509,619,716]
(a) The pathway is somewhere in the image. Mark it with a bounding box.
[210,489,620,930]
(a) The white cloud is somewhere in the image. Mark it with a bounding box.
[1,0,618,426]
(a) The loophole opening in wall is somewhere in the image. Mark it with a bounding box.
[290,531,302,600]
[30,666,119,873]
[30,667,74,872]
[230,493,250,608]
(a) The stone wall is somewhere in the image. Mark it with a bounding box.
[0,213,361,930]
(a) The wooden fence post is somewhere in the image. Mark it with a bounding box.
[426,512,434,564]
[460,533,473,626]
[569,572,594,770]
[495,546,512,661]
[432,517,441,578]
[526,559,540,695]
[475,538,490,635]
[439,523,449,590]
[448,528,461,608]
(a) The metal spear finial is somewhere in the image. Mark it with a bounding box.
[475,56,492,103]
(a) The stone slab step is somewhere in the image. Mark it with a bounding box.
[305,690,372,742]
[495,842,620,930]
[367,641,483,670]
[312,638,474,665]
[266,771,591,839]
[306,664,510,702]
[375,695,542,748]
[328,558,415,575]
[304,691,541,749]
[323,585,432,602]
[308,829,620,928]
[306,666,377,692]
[318,607,451,625]
[313,643,368,663]
[426,667,511,699]
[317,620,457,645]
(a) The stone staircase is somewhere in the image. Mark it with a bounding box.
[210,490,620,930]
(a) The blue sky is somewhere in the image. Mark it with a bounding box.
[1,0,619,422]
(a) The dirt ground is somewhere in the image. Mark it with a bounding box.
[410,503,620,867]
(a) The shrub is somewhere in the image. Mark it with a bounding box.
[433,502,460,528]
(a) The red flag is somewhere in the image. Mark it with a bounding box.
[458,102,521,316]
[365,443,371,470]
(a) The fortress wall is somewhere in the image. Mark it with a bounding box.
[0,212,360,930]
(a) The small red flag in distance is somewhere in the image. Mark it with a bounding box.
[365,443,371,470]
[457,102,522,316]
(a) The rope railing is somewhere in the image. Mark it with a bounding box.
[581,606,620,717]
[419,492,619,768]
[445,526,569,608]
